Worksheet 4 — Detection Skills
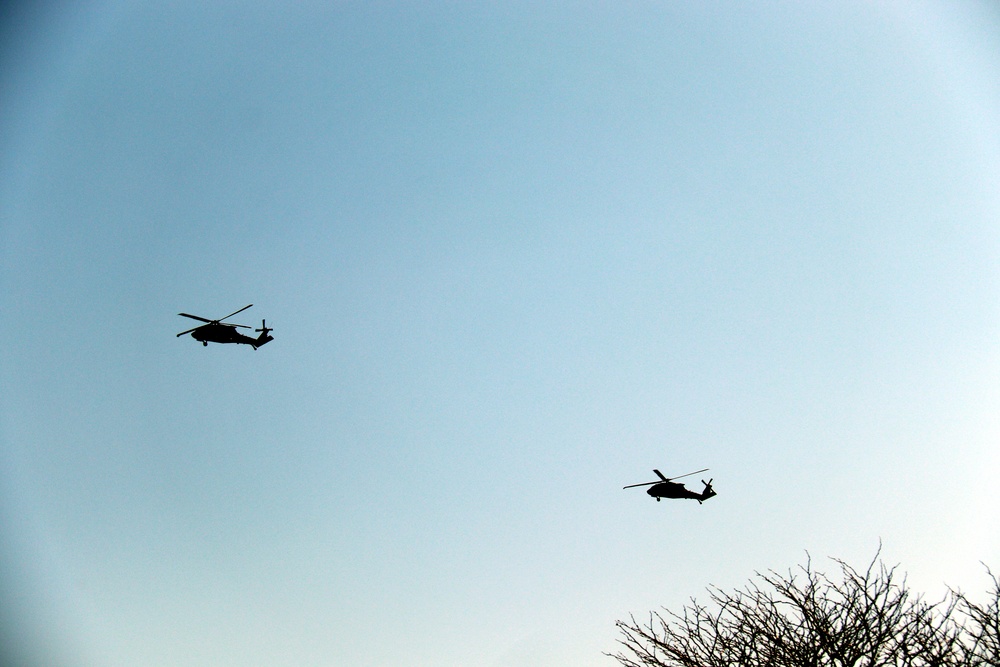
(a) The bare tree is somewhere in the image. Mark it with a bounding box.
[953,567,1000,667]
[612,553,998,667]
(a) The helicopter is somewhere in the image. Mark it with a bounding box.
[624,468,716,503]
[176,304,273,349]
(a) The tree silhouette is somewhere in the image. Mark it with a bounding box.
[612,554,999,667]
[953,567,1000,666]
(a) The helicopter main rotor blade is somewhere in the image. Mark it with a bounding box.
[218,304,253,322]
[178,313,213,323]
[623,481,659,489]
[176,326,203,337]
[667,468,709,482]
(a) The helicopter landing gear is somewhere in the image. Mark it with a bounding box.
[202,341,208,346]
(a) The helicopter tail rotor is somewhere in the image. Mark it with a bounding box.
[252,319,274,349]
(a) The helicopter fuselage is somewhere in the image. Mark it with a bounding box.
[190,323,272,349]
[647,481,700,500]
[646,480,717,503]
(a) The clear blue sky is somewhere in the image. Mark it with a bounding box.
[2,2,998,666]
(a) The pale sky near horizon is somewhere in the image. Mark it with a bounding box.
[2,2,999,666]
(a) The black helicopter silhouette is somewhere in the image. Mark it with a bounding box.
[624,468,716,503]
[176,304,273,349]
